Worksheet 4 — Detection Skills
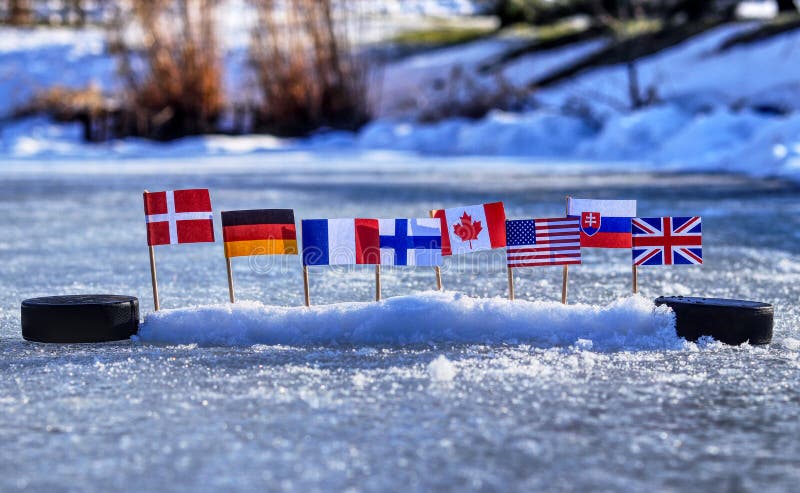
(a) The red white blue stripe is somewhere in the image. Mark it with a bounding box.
[567,197,636,249]
[301,219,380,266]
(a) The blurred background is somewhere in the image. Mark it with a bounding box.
[0,0,799,179]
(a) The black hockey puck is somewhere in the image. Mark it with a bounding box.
[655,296,772,345]
[21,295,139,343]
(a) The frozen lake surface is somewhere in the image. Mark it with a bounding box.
[1,152,799,492]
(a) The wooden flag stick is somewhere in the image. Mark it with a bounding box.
[144,191,161,312]
[507,267,515,300]
[632,265,639,294]
[226,257,236,303]
[375,265,382,301]
[303,265,310,307]
[562,195,570,304]
[429,209,443,291]
[148,245,160,311]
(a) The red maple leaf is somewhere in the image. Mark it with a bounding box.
[453,211,482,249]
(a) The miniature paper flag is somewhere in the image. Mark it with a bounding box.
[378,218,442,266]
[301,219,380,266]
[432,202,506,256]
[632,216,703,265]
[144,189,214,246]
[567,197,636,248]
[506,217,581,268]
[222,209,297,258]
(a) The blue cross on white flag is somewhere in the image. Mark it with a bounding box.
[378,219,442,266]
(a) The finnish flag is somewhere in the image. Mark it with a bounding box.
[378,219,442,266]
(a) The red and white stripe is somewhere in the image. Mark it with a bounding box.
[507,217,581,267]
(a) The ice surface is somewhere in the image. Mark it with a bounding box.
[139,293,681,351]
[1,155,799,492]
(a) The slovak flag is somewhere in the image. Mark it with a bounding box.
[433,202,506,256]
[567,197,636,248]
[143,189,215,246]
[301,219,380,266]
[379,218,442,266]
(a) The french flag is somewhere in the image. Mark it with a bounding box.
[567,198,636,249]
[301,219,381,266]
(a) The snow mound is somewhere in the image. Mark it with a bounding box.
[137,292,682,351]
[428,355,457,381]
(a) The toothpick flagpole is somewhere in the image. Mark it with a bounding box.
[507,267,515,300]
[148,245,160,311]
[429,209,443,291]
[632,265,638,294]
[226,257,236,303]
[303,265,310,307]
[562,196,570,304]
[144,191,160,311]
[375,265,381,301]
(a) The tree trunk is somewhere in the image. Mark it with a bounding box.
[626,61,643,109]
[71,0,87,26]
[777,0,798,13]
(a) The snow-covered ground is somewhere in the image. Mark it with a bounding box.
[3,13,800,183]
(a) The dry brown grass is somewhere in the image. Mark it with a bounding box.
[19,85,107,119]
[112,0,224,140]
[3,1,93,26]
[248,0,371,136]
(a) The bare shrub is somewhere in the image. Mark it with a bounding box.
[417,66,528,123]
[6,0,32,25]
[2,1,97,26]
[110,0,224,140]
[248,0,371,136]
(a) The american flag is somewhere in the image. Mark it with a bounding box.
[632,216,702,266]
[506,218,581,268]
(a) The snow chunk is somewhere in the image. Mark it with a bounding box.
[428,355,457,382]
[138,292,681,351]
[779,338,800,351]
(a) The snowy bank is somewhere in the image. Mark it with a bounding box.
[137,292,682,351]
[4,21,800,182]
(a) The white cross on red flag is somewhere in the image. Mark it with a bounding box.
[143,189,215,246]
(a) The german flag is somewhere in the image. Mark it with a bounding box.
[221,209,298,258]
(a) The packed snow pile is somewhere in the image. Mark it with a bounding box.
[428,355,458,381]
[137,292,682,351]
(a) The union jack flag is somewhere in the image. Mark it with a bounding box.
[632,216,702,266]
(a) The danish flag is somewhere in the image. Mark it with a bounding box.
[143,189,215,246]
[632,216,702,266]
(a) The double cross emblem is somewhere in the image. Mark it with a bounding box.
[580,211,601,236]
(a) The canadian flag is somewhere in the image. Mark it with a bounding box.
[143,189,215,246]
[433,202,506,256]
